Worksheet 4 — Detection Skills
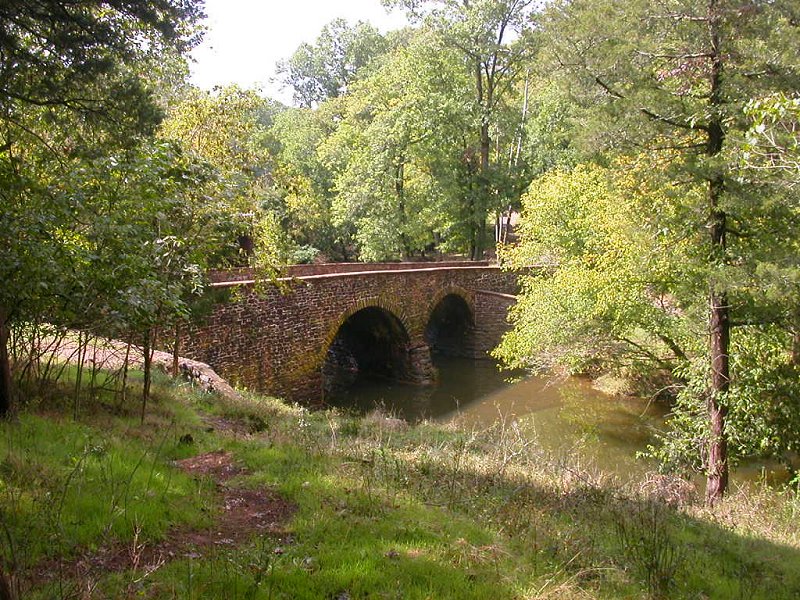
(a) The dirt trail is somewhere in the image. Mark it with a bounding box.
[30,450,295,594]
[51,334,242,401]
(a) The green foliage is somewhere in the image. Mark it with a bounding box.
[160,85,284,265]
[251,212,318,283]
[523,81,581,179]
[0,0,203,146]
[498,0,800,492]
[742,93,800,188]
[270,105,354,260]
[277,19,391,107]
[320,32,471,260]
[60,142,215,335]
[0,0,204,415]
[652,327,800,475]
[496,162,695,374]
[386,0,539,258]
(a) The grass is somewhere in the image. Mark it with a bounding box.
[1,369,800,598]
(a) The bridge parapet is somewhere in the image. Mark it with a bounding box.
[209,261,492,283]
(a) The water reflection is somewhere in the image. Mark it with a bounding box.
[324,356,786,484]
[447,367,668,477]
[325,356,667,475]
[324,356,511,421]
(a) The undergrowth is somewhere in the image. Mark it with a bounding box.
[1,370,799,598]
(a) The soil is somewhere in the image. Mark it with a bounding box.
[29,450,296,593]
[50,333,242,401]
[203,414,259,437]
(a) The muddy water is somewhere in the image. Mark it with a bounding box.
[325,356,787,484]
[325,356,667,478]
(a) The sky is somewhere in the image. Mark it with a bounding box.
[189,0,409,104]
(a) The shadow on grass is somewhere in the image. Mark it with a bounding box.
[7,377,800,599]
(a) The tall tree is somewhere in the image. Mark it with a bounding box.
[160,85,281,262]
[319,31,474,260]
[534,0,800,502]
[277,19,390,107]
[385,0,537,258]
[270,103,353,260]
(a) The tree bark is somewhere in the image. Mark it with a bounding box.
[0,307,13,419]
[704,0,729,504]
[141,328,156,425]
[791,309,800,366]
[707,286,730,504]
[472,56,492,262]
[172,325,181,378]
[395,158,412,258]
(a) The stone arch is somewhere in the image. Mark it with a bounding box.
[322,301,432,396]
[425,287,477,359]
[320,296,414,355]
[426,286,475,323]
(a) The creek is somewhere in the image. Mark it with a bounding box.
[325,356,786,485]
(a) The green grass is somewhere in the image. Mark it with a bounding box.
[0,383,216,577]
[3,370,800,598]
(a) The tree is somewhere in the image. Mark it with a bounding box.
[385,0,537,258]
[160,85,281,263]
[319,31,474,260]
[277,19,390,107]
[59,142,214,421]
[526,0,800,502]
[496,162,694,377]
[270,103,354,260]
[0,0,204,417]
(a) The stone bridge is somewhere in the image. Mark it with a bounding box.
[178,262,518,403]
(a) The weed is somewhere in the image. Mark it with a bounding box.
[614,499,684,598]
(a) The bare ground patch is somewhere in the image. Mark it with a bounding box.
[28,451,295,594]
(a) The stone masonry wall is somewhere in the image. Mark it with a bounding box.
[473,291,517,358]
[180,266,518,403]
[208,261,491,283]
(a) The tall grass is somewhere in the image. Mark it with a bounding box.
[4,365,800,598]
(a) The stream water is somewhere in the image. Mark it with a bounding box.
[325,356,786,485]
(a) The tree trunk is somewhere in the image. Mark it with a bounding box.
[172,325,181,378]
[471,57,492,262]
[707,287,730,504]
[141,328,156,425]
[704,0,729,505]
[0,307,13,419]
[395,158,412,258]
[119,335,132,408]
[503,206,512,244]
[73,331,86,421]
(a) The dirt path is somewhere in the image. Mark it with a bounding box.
[49,333,242,401]
[30,451,295,594]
